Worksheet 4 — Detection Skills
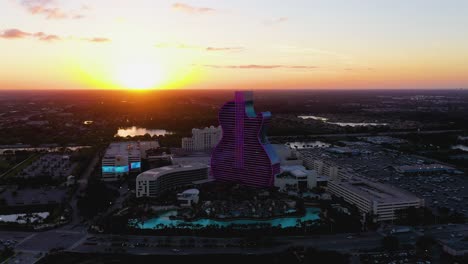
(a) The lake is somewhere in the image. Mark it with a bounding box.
[286,141,330,149]
[452,145,468,152]
[115,127,173,137]
[0,212,49,224]
[298,115,388,127]
[133,207,320,230]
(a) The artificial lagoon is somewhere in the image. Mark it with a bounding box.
[133,207,320,230]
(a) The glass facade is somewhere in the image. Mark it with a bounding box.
[130,162,141,169]
[102,165,129,173]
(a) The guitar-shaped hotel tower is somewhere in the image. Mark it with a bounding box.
[211,91,280,187]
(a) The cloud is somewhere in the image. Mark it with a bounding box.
[19,0,88,19]
[0,29,60,41]
[155,43,243,52]
[172,2,216,14]
[0,29,31,39]
[87,37,111,43]
[202,64,317,70]
[277,46,353,64]
[33,32,61,41]
[205,47,243,52]
[1,28,110,43]
[344,67,374,72]
[155,43,199,49]
[264,17,288,25]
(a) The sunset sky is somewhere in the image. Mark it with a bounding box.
[1,0,467,90]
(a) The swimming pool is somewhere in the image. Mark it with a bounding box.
[133,207,320,229]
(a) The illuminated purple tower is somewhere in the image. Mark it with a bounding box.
[211,91,280,187]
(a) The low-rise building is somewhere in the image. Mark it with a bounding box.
[102,142,142,181]
[441,239,468,256]
[177,188,200,207]
[327,176,424,222]
[136,163,208,197]
[101,141,159,181]
[275,165,317,194]
[0,186,67,210]
[272,144,303,166]
[298,150,358,180]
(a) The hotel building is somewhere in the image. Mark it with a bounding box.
[211,91,280,187]
[101,141,158,181]
[135,163,208,197]
[181,126,222,152]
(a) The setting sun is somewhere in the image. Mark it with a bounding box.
[114,61,164,90]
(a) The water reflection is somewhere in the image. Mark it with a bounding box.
[298,115,388,127]
[286,141,330,149]
[0,212,49,224]
[452,145,468,152]
[115,127,173,137]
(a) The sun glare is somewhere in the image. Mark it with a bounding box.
[115,61,164,90]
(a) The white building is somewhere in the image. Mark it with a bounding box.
[138,141,160,158]
[327,176,424,222]
[102,141,160,181]
[297,151,355,180]
[181,126,222,152]
[272,144,303,166]
[136,163,208,197]
[275,165,317,194]
[177,189,200,207]
[66,175,76,186]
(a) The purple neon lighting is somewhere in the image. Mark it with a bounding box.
[235,92,244,169]
[211,91,280,187]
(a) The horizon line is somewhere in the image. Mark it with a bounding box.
[0,88,466,92]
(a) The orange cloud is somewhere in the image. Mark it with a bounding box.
[1,28,110,43]
[172,3,216,14]
[33,32,61,41]
[87,37,111,43]
[19,0,88,19]
[0,29,30,39]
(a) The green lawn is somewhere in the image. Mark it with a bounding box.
[0,159,11,174]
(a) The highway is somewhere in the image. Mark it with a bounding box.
[3,224,468,263]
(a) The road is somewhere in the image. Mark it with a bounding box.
[63,151,101,230]
[69,232,385,255]
[1,230,384,261]
[3,224,468,263]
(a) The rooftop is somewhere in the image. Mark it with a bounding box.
[331,176,422,204]
[136,162,208,181]
[181,188,200,195]
[172,155,211,165]
[104,142,141,158]
[0,187,67,207]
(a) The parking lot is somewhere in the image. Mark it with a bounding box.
[17,154,77,179]
[298,141,468,216]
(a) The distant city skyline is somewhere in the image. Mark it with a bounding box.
[1,0,468,90]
